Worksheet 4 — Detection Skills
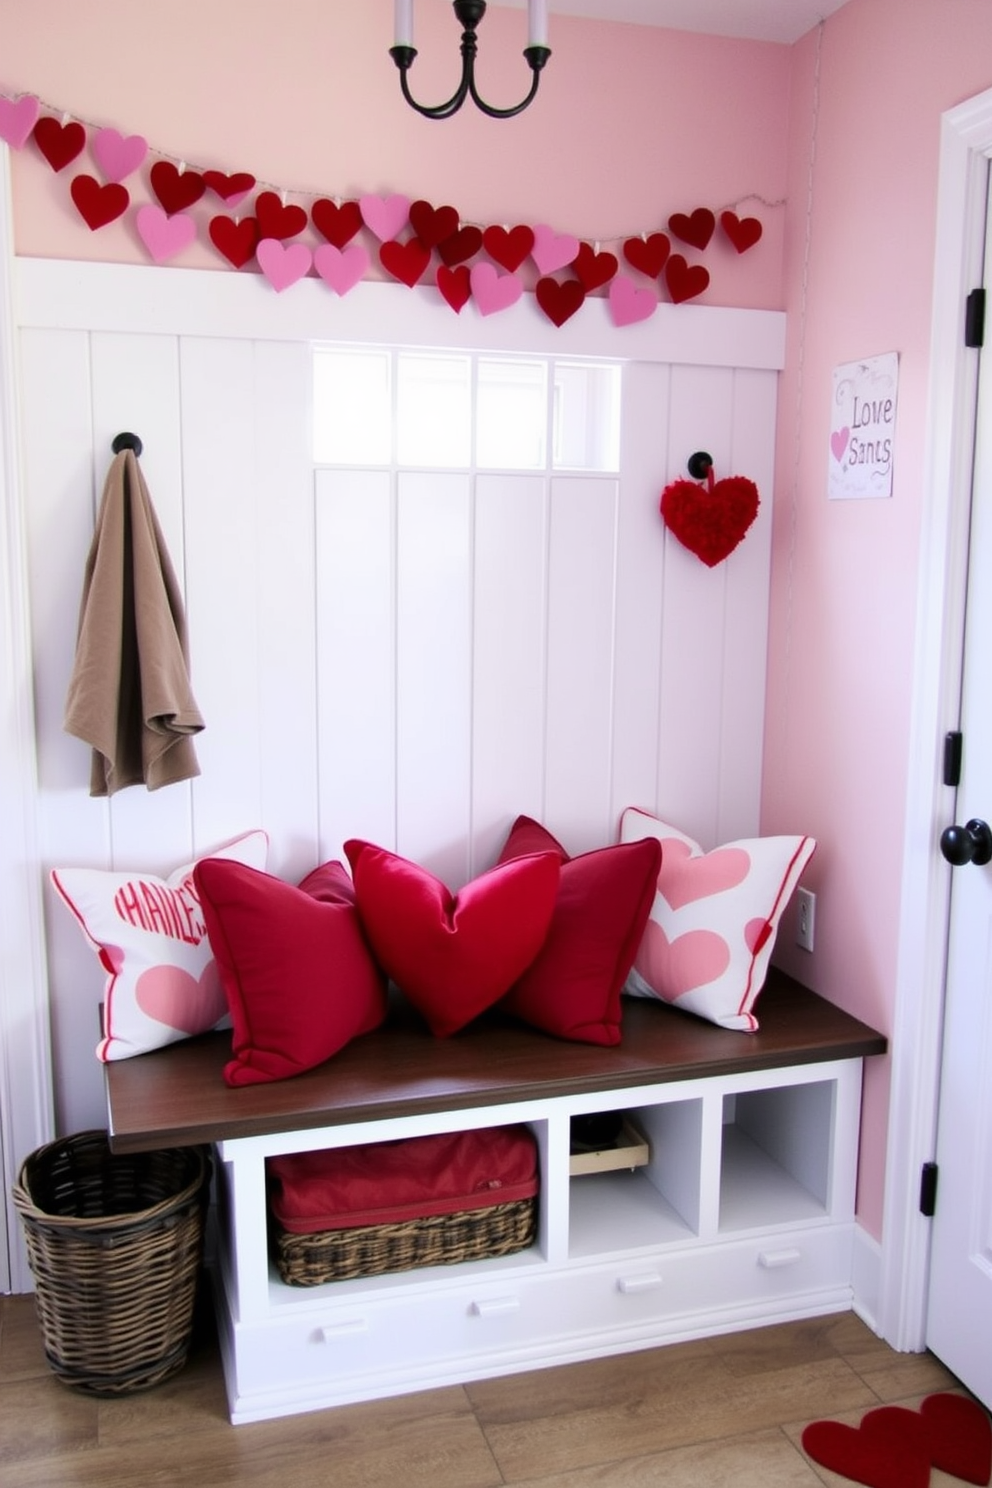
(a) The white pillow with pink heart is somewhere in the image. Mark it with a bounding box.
[619,807,816,1032]
[50,829,269,1061]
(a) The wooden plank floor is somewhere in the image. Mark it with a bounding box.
[0,1288,968,1487]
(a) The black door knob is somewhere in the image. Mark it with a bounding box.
[940,818,992,866]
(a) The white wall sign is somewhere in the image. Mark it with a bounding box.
[828,351,898,499]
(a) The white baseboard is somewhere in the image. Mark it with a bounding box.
[851,1221,884,1336]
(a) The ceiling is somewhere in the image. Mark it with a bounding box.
[490,0,852,45]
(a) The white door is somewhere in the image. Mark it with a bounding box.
[926,179,992,1404]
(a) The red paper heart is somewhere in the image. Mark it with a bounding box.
[311,198,363,248]
[920,1393,992,1484]
[33,116,85,172]
[436,265,471,313]
[720,210,763,253]
[623,233,671,278]
[802,1416,930,1488]
[70,174,130,230]
[438,225,483,267]
[665,254,710,304]
[573,242,618,291]
[668,207,716,250]
[483,224,535,273]
[536,276,586,326]
[660,475,759,566]
[380,237,432,287]
[150,161,206,215]
[409,199,460,249]
[202,169,256,202]
[254,190,308,241]
[209,215,260,269]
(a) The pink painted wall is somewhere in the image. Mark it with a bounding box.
[764,0,992,1239]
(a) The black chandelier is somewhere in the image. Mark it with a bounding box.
[390,1,552,120]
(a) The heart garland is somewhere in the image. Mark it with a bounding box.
[5,91,767,323]
[660,459,760,567]
[801,1392,992,1488]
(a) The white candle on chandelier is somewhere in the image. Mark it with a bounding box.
[394,0,414,47]
[528,0,549,47]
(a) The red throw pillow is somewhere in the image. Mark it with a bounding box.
[193,858,387,1086]
[497,816,662,1045]
[343,840,560,1037]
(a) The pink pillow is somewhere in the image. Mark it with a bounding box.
[193,858,387,1086]
[619,807,816,1031]
[497,816,662,1045]
[343,840,560,1037]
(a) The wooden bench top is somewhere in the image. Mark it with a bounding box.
[105,969,886,1153]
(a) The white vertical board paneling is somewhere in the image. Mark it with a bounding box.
[544,476,619,854]
[611,361,672,830]
[180,338,265,856]
[472,473,547,875]
[396,471,472,888]
[315,468,395,867]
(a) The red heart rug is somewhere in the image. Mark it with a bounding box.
[660,473,759,567]
[801,1392,992,1488]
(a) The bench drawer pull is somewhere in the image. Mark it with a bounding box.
[617,1271,663,1295]
[757,1247,803,1270]
[470,1295,521,1318]
[317,1318,369,1341]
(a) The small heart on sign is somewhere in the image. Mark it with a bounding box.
[380,237,432,287]
[720,210,763,253]
[136,204,196,263]
[831,426,850,461]
[33,116,86,172]
[438,224,482,267]
[665,254,710,304]
[482,224,535,273]
[314,242,370,296]
[535,276,586,326]
[660,474,759,567]
[255,190,308,241]
[92,127,148,182]
[202,169,256,206]
[573,242,618,291]
[150,161,206,215]
[256,238,312,292]
[209,214,260,269]
[437,264,472,313]
[623,233,671,279]
[311,197,363,248]
[70,174,130,231]
[409,199,460,249]
[668,207,716,250]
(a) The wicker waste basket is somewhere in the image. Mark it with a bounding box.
[12,1130,209,1396]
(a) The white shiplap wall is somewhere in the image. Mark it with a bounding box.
[14,259,784,1135]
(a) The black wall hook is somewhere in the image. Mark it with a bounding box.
[112,432,143,457]
[686,451,712,480]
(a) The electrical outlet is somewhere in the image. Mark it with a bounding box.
[796,888,816,952]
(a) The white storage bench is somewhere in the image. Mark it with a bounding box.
[105,968,886,1425]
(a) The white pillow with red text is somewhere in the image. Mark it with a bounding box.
[50,830,269,1061]
[619,807,815,1032]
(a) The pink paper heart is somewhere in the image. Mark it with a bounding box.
[635,920,730,1000]
[656,839,751,910]
[359,193,411,242]
[135,962,226,1037]
[470,262,523,316]
[745,916,773,954]
[0,94,40,149]
[831,426,850,461]
[609,275,657,327]
[257,238,313,291]
[135,204,196,263]
[92,127,148,182]
[314,242,370,295]
[531,223,580,274]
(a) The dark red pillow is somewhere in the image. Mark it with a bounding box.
[343,839,560,1037]
[496,816,662,1045]
[194,858,387,1086]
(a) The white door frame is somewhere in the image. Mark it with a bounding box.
[0,142,55,1293]
[878,88,992,1350]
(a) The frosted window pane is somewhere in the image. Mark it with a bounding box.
[397,354,471,467]
[313,349,391,464]
[553,362,621,471]
[477,359,546,469]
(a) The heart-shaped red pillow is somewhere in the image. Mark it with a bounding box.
[660,474,759,567]
[344,840,560,1036]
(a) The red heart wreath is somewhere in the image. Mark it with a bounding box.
[660,465,759,567]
